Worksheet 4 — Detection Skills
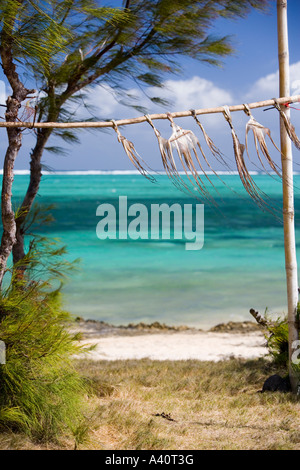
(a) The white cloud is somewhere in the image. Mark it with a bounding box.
[77,84,122,118]
[246,61,300,101]
[80,76,233,121]
[150,76,233,112]
[0,81,6,106]
[291,78,300,95]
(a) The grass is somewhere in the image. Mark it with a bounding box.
[0,237,89,446]
[1,357,300,450]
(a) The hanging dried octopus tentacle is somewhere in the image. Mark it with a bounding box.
[146,112,214,201]
[144,114,187,194]
[273,98,300,150]
[222,106,271,210]
[166,113,221,204]
[243,104,282,177]
[190,109,243,198]
[270,100,300,195]
[111,120,155,183]
[191,110,229,169]
[145,114,208,199]
[144,115,177,176]
[168,127,210,199]
[177,122,224,200]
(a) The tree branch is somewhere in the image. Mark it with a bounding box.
[62,0,135,97]
[0,1,36,281]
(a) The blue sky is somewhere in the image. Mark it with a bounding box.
[1,0,300,172]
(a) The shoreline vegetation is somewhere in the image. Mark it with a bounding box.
[1,316,299,450]
[70,317,268,363]
[72,317,263,337]
[1,356,299,450]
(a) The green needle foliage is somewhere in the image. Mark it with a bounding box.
[263,305,300,373]
[0,0,271,269]
[1,0,271,128]
[32,0,270,118]
[0,237,88,443]
[265,315,290,367]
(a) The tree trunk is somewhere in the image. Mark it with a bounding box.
[277,0,299,393]
[0,98,24,285]
[0,4,36,284]
[12,129,52,265]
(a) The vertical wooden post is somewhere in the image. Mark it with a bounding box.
[277,0,299,393]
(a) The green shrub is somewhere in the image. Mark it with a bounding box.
[0,238,88,444]
[263,304,300,370]
[264,315,289,366]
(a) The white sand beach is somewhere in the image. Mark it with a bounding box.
[73,320,268,362]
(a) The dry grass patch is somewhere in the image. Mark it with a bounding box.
[1,357,300,450]
[76,357,300,450]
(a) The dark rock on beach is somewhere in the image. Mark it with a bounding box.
[209,321,262,333]
[72,317,198,337]
[72,317,262,339]
[262,374,291,393]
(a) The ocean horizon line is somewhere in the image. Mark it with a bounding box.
[7,169,295,176]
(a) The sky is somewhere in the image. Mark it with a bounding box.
[0,0,300,172]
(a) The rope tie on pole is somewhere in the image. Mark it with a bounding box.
[144,114,161,139]
[273,98,300,150]
[243,104,251,117]
[222,105,234,129]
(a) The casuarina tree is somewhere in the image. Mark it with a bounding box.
[0,0,270,282]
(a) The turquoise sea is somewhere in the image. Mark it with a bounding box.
[10,172,300,329]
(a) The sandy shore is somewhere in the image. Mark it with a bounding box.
[72,319,268,362]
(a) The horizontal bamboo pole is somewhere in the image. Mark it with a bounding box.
[0,95,299,129]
